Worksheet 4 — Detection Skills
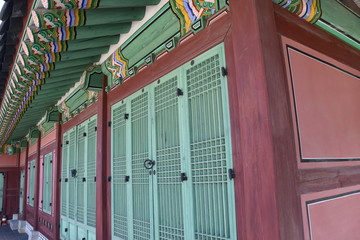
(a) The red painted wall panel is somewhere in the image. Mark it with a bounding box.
[0,154,17,167]
[308,193,360,240]
[301,185,360,240]
[20,150,27,167]
[287,48,360,160]
[0,168,20,217]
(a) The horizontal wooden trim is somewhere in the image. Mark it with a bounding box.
[298,166,360,194]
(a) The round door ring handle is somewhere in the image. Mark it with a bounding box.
[144,159,155,169]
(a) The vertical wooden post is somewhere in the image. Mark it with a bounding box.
[224,0,294,239]
[96,76,108,239]
[54,120,62,240]
[34,131,42,230]
[23,142,29,220]
[2,171,8,216]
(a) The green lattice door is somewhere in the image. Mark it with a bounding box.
[19,170,25,217]
[28,160,36,207]
[112,44,236,240]
[61,131,69,239]
[60,116,97,240]
[42,152,53,214]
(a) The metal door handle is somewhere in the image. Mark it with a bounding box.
[144,159,155,169]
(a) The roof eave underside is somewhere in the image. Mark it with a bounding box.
[0,0,163,144]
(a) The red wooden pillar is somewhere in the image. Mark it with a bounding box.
[22,142,29,220]
[33,131,42,230]
[224,0,294,239]
[2,170,8,215]
[96,76,108,240]
[54,121,62,240]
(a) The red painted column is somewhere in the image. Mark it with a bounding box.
[33,131,42,230]
[54,121,62,240]
[95,76,108,240]
[23,142,29,220]
[224,0,290,239]
[2,170,8,215]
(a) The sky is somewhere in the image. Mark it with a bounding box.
[0,0,4,25]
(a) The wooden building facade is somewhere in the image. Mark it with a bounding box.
[0,0,358,239]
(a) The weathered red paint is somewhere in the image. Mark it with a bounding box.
[34,131,42,230]
[40,129,57,149]
[22,143,29,220]
[96,77,108,240]
[0,168,20,218]
[54,122,62,240]
[6,3,360,240]
[273,3,360,240]
[0,154,18,167]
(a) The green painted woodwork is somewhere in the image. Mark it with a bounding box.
[42,152,53,214]
[54,57,100,70]
[41,121,54,135]
[28,128,40,139]
[42,0,160,9]
[43,72,83,84]
[274,0,321,23]
[28,159,36,207]
[28,24,131,43]
[111,44,236,240]
[19,170,25,217]
[104,4,182,84]
[42,0,99,9]
[44,108,60,123]
[60,116,97,240]
[9,86,73,140]
[319,0,360,41]
[122,6,180,67]
[316,20,360,50]
[0,0,160,145]
[19,64,89,83]
[64,88,89,113]
[315,0,360,50]
[21,47,108,66]
[23,36,119,56]
[32,8,145,29]
[81,66,104,91]
[0,173,3,212]
[170,0,217,35]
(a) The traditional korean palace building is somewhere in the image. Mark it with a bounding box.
[0,0,358,239]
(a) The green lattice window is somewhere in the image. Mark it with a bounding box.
[28,160,36,207]
[19,170,25,216]
[60,115,97,240]
[111,43,237,240]
[42,152,53,214]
